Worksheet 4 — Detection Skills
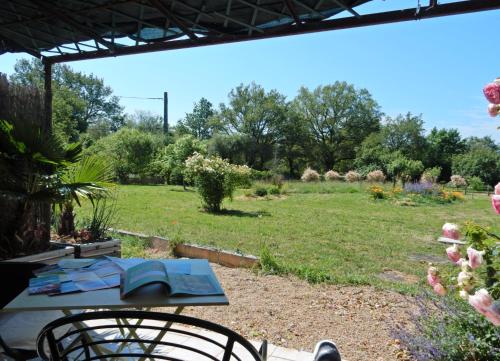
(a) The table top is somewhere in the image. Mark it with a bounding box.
[3,259,229,312]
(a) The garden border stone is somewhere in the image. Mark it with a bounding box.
[109,228,259,268]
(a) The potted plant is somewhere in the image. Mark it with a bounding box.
[0,117,100,262]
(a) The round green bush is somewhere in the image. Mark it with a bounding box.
[255,187,268,197]
[269,186,281,195]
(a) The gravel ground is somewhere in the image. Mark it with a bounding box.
[159,263,414,361]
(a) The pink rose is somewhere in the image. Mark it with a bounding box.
[469,289,493,313]
[488,104,500,117]
[427,266,440,287]
[495,183,500,195]
[442,223,460,240]
[492,195,500,214]
[446,244,461,263]
[483,79,500,104]
[433,283,446,296]
[467,247,485,269]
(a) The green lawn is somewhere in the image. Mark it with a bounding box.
[81,182,498,291]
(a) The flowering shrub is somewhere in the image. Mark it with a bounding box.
[366,170,386,183]
[427,222,500,326]
[449,174,467,188]
[344,170,362,183]
[301,167,320,182]
[185,152,251,212]
[368,185,386,199]
[404,181,435,195]
[421,167,441,183]
[324,170,342,181]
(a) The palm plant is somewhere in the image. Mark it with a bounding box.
[0,119,111,259]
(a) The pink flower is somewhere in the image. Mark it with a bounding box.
[483,79,500,104]
[442,223,460,240]
[446,244,461,263]
[427,266,440,287]
[469,289,493,312]
[495,183,500,195]
[467,247,485,269]
[433,283,446,296]
[488,104,500,117]
[492,195,500,214]
[469,290,500,326]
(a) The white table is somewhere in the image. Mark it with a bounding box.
[2,259,229,359]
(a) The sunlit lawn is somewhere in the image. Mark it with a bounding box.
[81,182,498,291]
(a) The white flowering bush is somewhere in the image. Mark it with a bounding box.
[301,167,320,182]
[450,174,467,188]
[421,167,441,184]
[345,170,362,183]
[324,170,342,181]
[185,152,251,212]
[366,170,386,183]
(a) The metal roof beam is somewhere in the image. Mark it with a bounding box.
[26,0,115,50]
[283,0,302,24]
[0,33,40,57]
[332,0,360,18]
[44,0,500,64]
[213,11,265,32]
[146,0,198,40]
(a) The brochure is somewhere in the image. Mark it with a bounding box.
[120,260,223,299]
[28,275,61,295]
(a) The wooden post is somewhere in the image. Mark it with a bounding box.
[43,60,52,132]
[163,91,168,134]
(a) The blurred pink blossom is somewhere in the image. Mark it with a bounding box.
[488,104,500,117]
[495,183,500,195]
[446,244,461,263]
[483,79,500,104]
[427,266,440,287]
[442,223,460,240]
[468,289,500,325]
[492,195,500,214]
[433,283,446,296]
[467,247,485,269]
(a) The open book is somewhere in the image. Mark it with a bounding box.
[120,260,224,299]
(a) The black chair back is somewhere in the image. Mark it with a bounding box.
[37,310,266,361]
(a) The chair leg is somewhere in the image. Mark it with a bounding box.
[259,339,268,361]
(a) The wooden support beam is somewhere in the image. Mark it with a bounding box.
[146,0,198,40]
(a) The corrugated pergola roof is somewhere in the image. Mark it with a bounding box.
[1,0,499,64]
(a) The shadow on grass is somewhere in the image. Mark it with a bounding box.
[212,209,271,218]
[168,188,195,192]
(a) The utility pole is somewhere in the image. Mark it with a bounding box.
[163,91,168,134]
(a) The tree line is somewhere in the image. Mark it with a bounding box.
[7,59,500,188]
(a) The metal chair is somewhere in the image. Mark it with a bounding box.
[37,310,267,361]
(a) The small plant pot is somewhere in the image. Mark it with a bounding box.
[1,241,75,264]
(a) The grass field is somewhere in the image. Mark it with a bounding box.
[80,182,498,291]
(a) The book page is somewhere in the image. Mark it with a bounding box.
[168,274,223,296]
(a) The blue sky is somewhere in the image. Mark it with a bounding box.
[1,2,499,141]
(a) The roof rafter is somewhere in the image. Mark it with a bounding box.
[283,0,302,24]
[332,0,360,18]
[26,0,115,50]
[0,32,40,57]
[146,0,198,40]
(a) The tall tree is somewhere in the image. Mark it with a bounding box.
[426,127,466,181]
[177,98,217,140]
[10,58,124,141]
[214,83,287,169]
[381,113,427,161]
[293,82,381,171]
